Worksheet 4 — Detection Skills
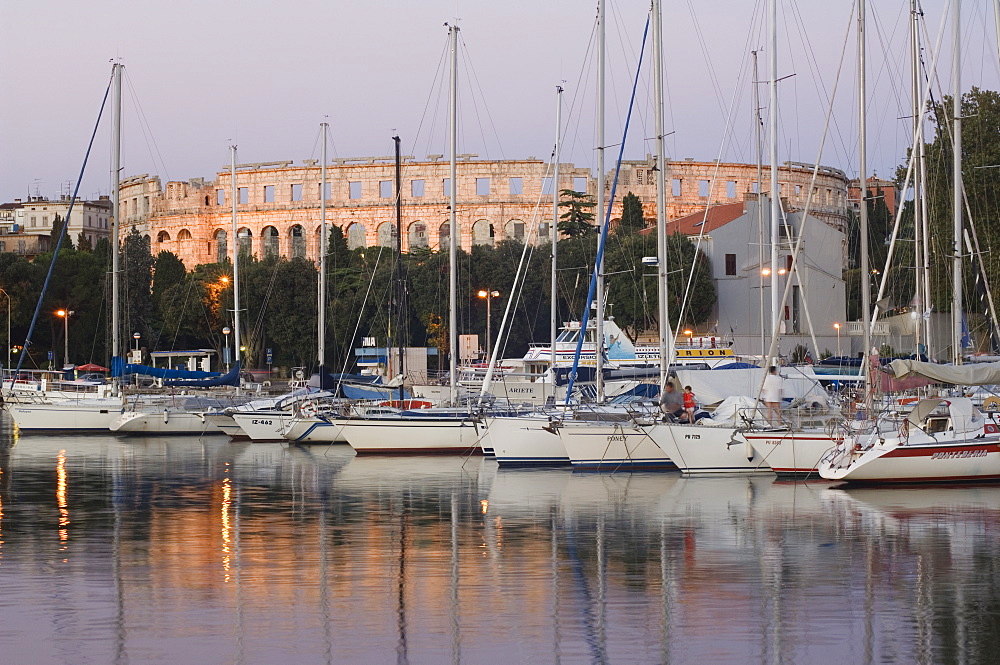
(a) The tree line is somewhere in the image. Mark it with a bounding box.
[0,190,715,375]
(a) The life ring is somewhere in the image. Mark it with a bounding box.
[983,396,1000,412]
[300,401,318,417]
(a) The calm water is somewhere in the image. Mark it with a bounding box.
[0,424,998,664]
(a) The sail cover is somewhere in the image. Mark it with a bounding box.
[888,359,1000,386]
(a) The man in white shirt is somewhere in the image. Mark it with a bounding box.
[762,365,783,425]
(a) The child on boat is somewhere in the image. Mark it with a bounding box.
[682,386,696,423]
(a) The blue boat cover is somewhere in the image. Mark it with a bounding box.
[342,383,410,400]
[163,362,240,387]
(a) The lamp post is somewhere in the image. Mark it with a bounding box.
[133,331,141,355]
[477,289,501,361]
[684,329,693,346]
[222,326,232,372]
[56,309,74,368]
[834,322,842,358]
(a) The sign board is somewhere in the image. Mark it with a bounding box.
[47,350,54,361]
[459,334,479,361]
[266,348,273,364]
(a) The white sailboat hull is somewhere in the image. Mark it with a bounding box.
[340,417,484,454]
[231,411,297,442]
[744,429,840,476]
[282,415,350,443]
[485,415,569,466]
[646,422,771,474]
[560,420,675,470]
[109,409,223,435]
[5,399,121,431]
[819,438,1000,483]
[204,413,246,439]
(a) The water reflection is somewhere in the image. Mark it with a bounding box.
[0,429,998,663]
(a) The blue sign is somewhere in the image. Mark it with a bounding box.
[47,350,54,361]
[266,348,273,364]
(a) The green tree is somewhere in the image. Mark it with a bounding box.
[895,87,1000,316]
[616,191,647,235]
[121,228,154,344]
[152,251,187,304]
[557,189,597,238]
[76,232,92,252]
[49,214,71,251]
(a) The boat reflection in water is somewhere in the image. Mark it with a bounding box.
[1,427,1000,664]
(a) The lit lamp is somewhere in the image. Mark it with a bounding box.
[834,322,842,358]
[56,309,74,368]
[684,329,693,346]
[477,289,501,360]
[222,326,232,372]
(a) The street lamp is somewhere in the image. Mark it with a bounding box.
[56,309,74,368]
[683,329,693,346]
[834,322,842,358]
[477,289,501,361]
[222,326,232,372]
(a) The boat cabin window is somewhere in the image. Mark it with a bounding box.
[925,417,950,434]
[555,330,595,344]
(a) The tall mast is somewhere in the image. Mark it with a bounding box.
[911,0,923,354]
[551,86,563,366]
[448,24,459,405]
[230,146,242,384]
[319,122,328,377]
[952,0,963,364]
[595,0,606,401]
[768,0,780,361]
[111,62,122,366]
[753,49,766,360]
[859,0,872,364]
[652,0,670,389]
[394,134,405,394]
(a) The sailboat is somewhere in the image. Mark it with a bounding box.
[337,24,487,455]
[817,1,1000,483]
[4,63,129,432]
[108,144,246,435]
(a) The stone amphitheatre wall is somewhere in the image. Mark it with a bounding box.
[119,156,849,269]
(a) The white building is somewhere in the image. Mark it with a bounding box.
[0,196,112,257]
[668,196,848,359]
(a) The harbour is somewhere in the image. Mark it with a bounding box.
[1,424,999,664]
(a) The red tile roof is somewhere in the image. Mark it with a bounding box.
[639,201,746,236]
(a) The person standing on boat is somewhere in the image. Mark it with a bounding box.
[659,381,684,421]
[682,386,696,423]
[763,366,783,425]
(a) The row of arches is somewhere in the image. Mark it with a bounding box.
[155,218,532,262]
[357,218,527,250]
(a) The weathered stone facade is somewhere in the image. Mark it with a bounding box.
[120,156,849,269]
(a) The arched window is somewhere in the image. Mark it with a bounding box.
[290,225,306,258]
[505,219,525,242]
[215,229,228,263]
[408,221,428,249]
[437,221,450,251]
[472,219,493,246]
[237,227,253,257]
[347,223,366,249]
[377,222,396,248]
[178,229,192,240]
[263,226,279,257]
[157,230,170,243]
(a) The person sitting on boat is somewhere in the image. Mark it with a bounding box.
[682,386,697,423]
[659,381,684,421]
[762,365,783,426]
